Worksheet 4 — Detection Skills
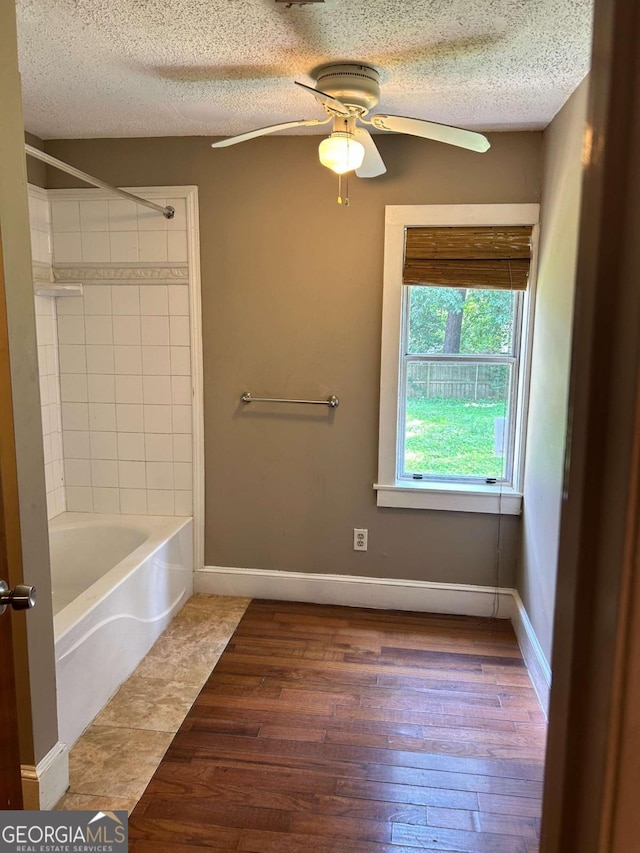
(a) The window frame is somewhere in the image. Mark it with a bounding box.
[375,204,540,515]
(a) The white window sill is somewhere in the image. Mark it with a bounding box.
[374,482,523,514]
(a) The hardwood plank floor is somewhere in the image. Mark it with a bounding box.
[129,600,546,852]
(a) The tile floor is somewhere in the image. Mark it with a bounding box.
[55,593,250,813]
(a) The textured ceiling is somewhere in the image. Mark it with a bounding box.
[16,0,593,140]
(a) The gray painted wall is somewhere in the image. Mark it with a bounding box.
[45,132,541,587]
[519,78,589,663]
[1,1,59,765]
[25,132,46,188]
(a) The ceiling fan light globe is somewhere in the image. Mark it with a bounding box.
[318,133,365,175]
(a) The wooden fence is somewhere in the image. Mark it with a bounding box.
[407,362,508,400]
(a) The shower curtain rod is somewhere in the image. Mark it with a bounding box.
[24,144,175,219]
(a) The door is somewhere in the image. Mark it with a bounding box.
[541,0,640,849]
[0,231,25,809]
[0,479,22,809]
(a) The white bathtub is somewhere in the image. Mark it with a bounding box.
[50,512,193,748]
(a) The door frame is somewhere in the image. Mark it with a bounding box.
[541,0,640,849]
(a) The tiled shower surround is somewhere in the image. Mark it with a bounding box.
[35,294,65,518]
[29,187,65,519]
[28,185,196,518]
[58,282,192,515]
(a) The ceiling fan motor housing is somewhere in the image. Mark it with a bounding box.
[314,63,380,114]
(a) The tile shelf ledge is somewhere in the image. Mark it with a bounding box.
[34,282,83,298]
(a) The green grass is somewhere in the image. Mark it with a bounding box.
[404,398,508,479]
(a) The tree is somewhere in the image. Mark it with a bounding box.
[443,288,467,353]
[408,286,513,355]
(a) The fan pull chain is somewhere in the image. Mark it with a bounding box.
[337,173,350,206]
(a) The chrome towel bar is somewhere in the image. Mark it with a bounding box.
[242,392,339,408]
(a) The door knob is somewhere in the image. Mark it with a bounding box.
[0,579,37,615]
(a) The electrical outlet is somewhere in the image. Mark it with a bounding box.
[353,528,368,551]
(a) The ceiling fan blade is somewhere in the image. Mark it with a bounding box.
[294,81,351,116]
[211,117,330,148]
[370,114,490,153]
[354,128,387,178]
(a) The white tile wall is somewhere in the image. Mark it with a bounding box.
[30,188,65,520]
[35,294,65,519]
[50,196,189,268]
[29,191,53,266]
[52,201,81,232]
[41,190,195,518]
[59,283,193,515]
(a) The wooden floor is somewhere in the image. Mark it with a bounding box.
[129,600,546,852]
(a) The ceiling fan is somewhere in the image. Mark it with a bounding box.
[211,63,491,187]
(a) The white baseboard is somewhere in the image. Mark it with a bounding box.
[196,566,515,619]
[511,591,552,716]
[197,568,552,714]
[21,740,69,810]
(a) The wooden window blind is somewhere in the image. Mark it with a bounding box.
[403,225,533,291]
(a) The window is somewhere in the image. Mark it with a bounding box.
[402,284,521,483]
[376,205,539,514]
